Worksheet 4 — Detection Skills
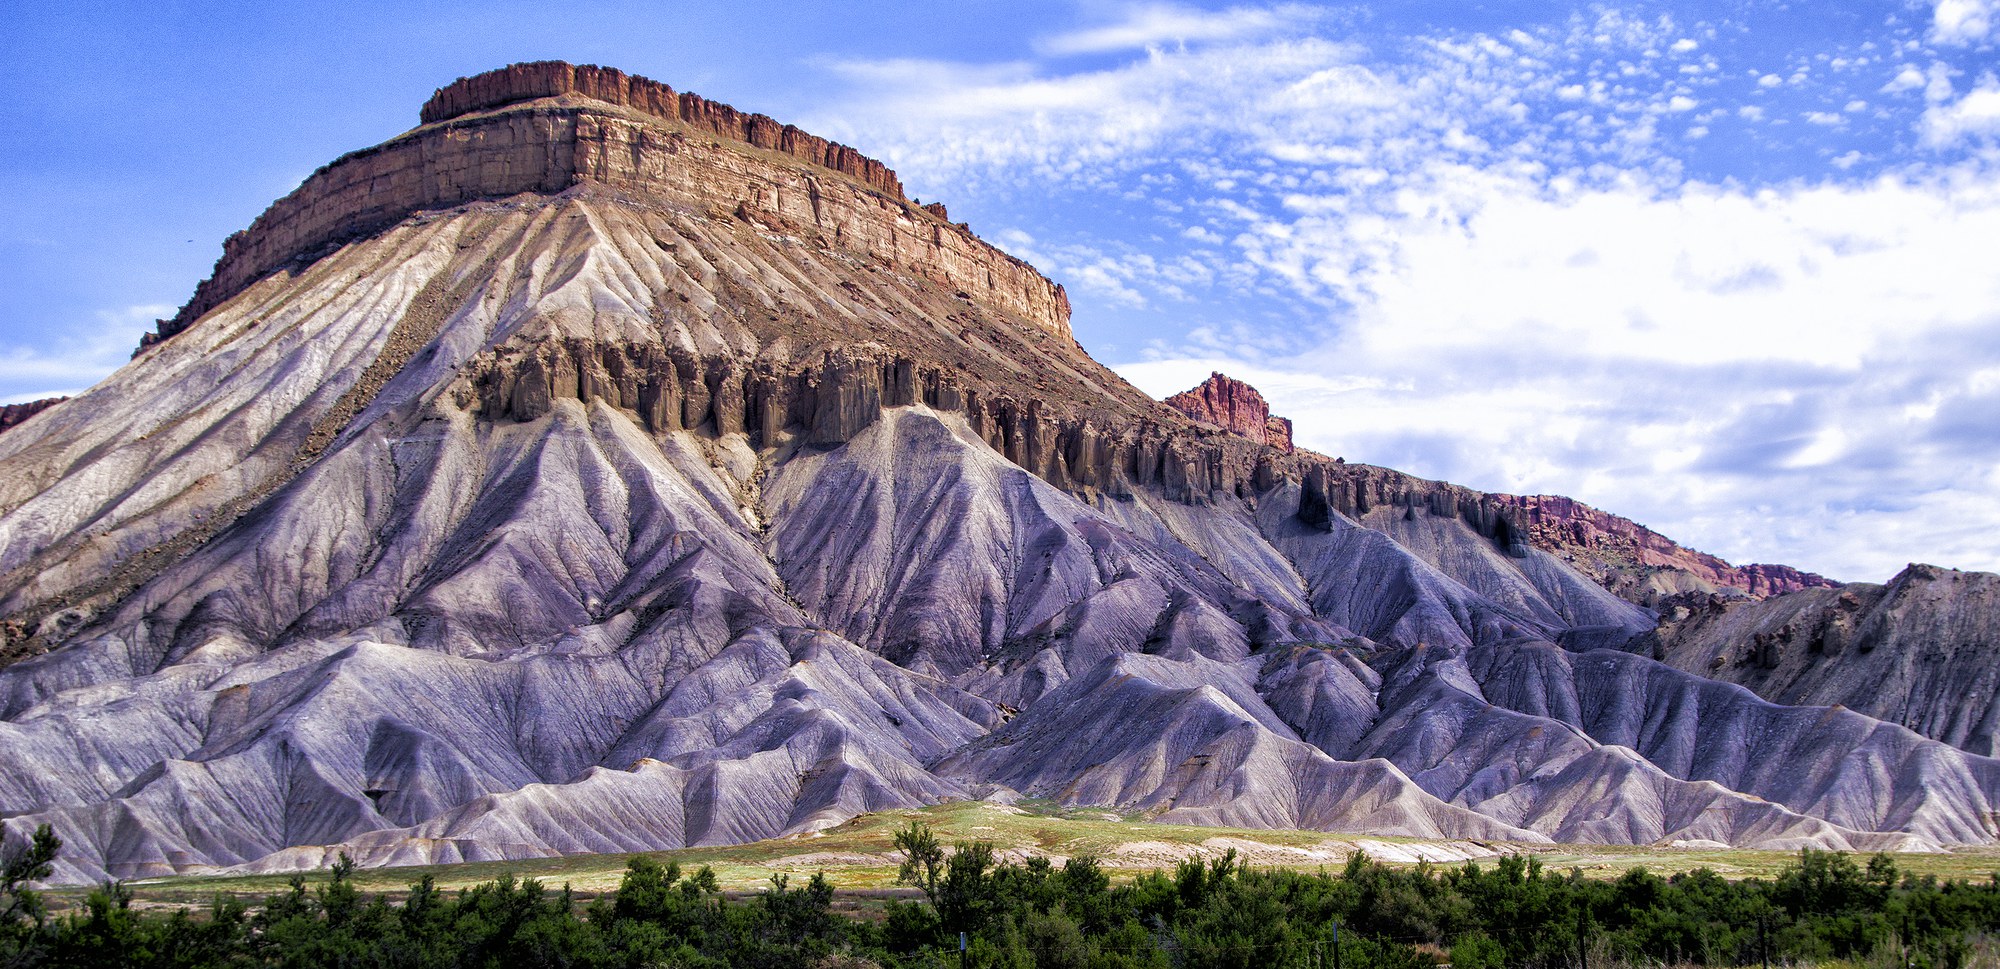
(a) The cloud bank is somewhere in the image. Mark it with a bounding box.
[817,1,2000,580]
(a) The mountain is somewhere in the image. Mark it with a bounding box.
[1632,564,2000,755]
[1,62,1995,883]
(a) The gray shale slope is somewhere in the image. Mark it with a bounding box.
[1,63,1996,882]
[1631,565,2000,756]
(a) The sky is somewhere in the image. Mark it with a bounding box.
[2,1,1997,582]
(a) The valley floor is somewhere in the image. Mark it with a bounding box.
[108,801,2000,906]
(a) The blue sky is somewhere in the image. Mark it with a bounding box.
[3,1,1997,581]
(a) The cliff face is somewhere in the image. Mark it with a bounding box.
[419,61,904,197]
[1164,372,1294,453]
[148,61,1067,347]
[469,342,1275,505]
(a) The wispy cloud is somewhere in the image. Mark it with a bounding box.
[0,304,159,403]
[815,1,2000,579]
[1036,2,1322,56]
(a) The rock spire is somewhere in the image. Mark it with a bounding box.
[1163,372,1294,452]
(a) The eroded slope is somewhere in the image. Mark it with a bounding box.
[1,63,1994,882]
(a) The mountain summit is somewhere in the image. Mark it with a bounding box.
[0,63,1992,882]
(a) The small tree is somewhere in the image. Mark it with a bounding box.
[937,840,997,934]
[0,824,60,929]
[894,821,944,905]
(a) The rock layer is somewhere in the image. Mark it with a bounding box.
[150,62,1066,347]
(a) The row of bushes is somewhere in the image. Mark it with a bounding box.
[2,821,1997,968]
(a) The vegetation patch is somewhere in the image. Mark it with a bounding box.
[7,807,2000,967]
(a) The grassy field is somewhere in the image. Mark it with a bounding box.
[106,800,2000,910]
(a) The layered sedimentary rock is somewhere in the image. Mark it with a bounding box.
[2,63,1995,883]
[419,61,905,197]
[149,61,1065,347]
[1164,372,1294,453]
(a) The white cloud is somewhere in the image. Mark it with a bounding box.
[1925,62,1960,102]
[1931,0,1999,45]
[1882,65,1928,93]
[1036,2,1317,56]
[819,6,2000,579]
[1922,75,2000,145]
[0,304,161,402]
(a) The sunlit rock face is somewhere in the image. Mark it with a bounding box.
[2,62,1995,883]
[1164,372,1293,453]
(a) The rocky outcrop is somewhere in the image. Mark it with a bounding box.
[418,62,905,198]
[1295,461,1834,602]
[1633,564,2000,754]
[1164,372,1294,453]
[466,340,1291,505]
[147,62,1066,348]
[1490,494,1835,598]
[0,398,63,436]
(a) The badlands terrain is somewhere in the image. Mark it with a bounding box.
[2,62,1997,883]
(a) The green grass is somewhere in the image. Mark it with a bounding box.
[104,800,2000,909]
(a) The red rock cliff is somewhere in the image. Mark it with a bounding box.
[1163,372,1294,453]
[1489,493,1837,597]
